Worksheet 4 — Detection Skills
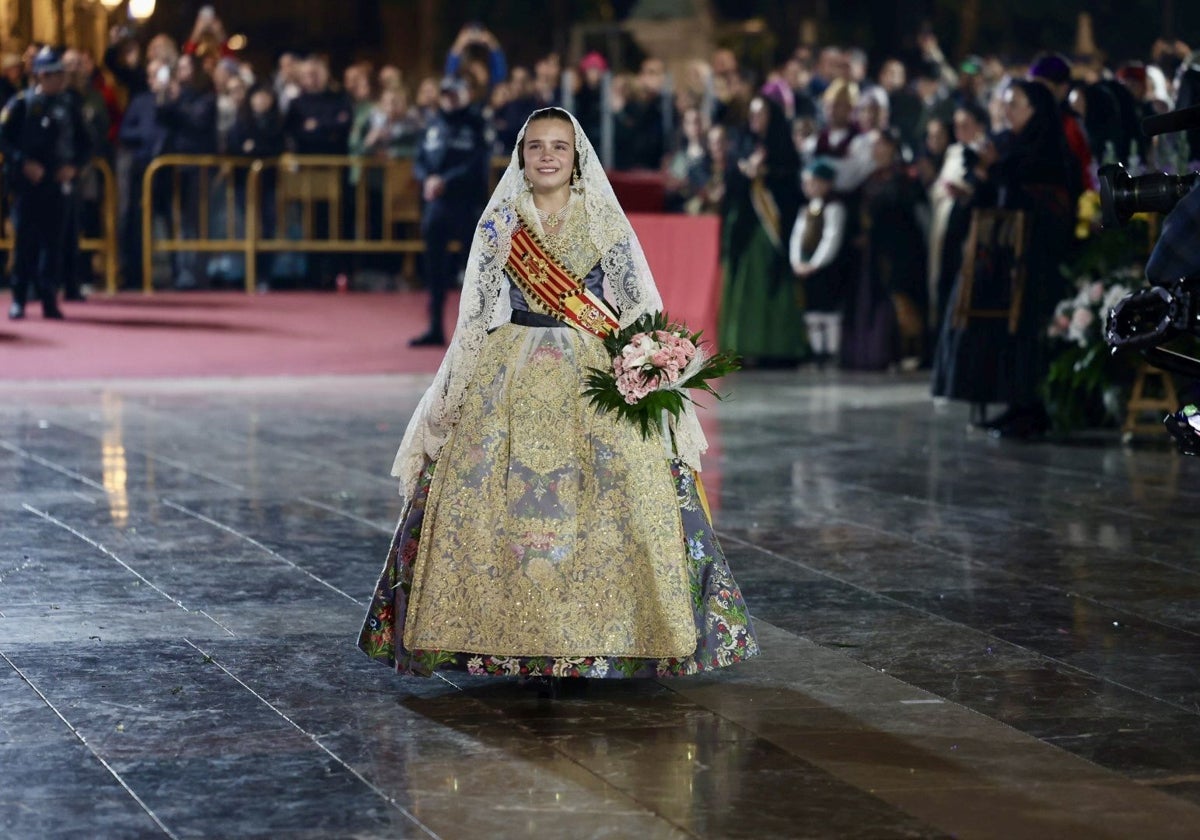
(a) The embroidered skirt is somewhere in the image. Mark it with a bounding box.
[357,323,758,678]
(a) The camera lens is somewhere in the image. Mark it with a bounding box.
[1099,163,1200,227]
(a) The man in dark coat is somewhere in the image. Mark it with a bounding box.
[282,57,353,286]
[116,60,169,290]
[155,53,217,289]
[409,76,490,346]
[283,57,352,154]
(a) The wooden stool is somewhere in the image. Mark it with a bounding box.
[1122,361,1179,442]
[952,208,1028,334]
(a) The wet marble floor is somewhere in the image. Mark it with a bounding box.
[3,370,1200,839]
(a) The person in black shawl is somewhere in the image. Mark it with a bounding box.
[718,92,806,365]
[840,127,928,370]
[932,79,1075,437]
[1174,55,1200,166]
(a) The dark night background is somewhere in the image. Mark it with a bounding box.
[139,0,1199,78]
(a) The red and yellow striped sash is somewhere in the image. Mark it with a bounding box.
[504,224,620,339]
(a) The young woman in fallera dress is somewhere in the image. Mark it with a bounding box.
[358,108,758,687]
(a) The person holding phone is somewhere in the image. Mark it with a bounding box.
[184,5,232,62]
[444,22,508,90]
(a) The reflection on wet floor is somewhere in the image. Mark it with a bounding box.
[3,371,1200,839]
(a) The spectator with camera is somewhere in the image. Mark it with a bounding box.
[184,6,233,63]
[363,86,423,160]
[445,23,507,91]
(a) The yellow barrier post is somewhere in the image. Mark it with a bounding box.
[101,158,119,295]
[141,157,157,294]
[244,161,260,294]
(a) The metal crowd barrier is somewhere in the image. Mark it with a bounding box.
[0,156,118,294]
[141,154,511,294]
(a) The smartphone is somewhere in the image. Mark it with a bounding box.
[156,65,171,85]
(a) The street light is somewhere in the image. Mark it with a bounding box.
[98,0,124,9]
[128,0,155,20]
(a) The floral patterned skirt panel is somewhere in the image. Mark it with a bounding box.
[357,324,759,678]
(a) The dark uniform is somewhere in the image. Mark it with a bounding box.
[1,48,90,319]
[410,78,489,345]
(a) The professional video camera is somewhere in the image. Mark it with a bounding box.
[1100,103,1200,453]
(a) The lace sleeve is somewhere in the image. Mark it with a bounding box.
[601,233,663,328]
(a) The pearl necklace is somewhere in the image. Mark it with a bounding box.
[534,192,574,228]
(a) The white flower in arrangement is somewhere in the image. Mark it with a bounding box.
[1068,306,1096,344]
[621,333,661,369]
[467,656,485,675]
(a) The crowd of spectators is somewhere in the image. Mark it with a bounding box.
[6,8,1200,388]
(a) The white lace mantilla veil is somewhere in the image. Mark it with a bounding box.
[389,107,709,499]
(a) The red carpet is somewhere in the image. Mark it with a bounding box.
[3,287,724,499]
[3,215,723,383]
[1,291,453,381]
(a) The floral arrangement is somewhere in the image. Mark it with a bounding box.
[1047,272,1138,348]
[1039,196,1159,433]
[583,312,740,439]
[1042,267,1140,432]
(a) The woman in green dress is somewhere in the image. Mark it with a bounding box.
[718,93,807,366]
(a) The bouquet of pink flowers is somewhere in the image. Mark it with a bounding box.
[584,312,740,439]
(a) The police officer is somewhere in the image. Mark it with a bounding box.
[1,47,91,319]
[410,76,489,346]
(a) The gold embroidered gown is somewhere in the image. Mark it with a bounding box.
[358,199,758,678]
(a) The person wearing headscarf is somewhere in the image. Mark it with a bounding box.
[1101,77,1148,167]
[357,107,759,689]
[1027,52,1091,194]
[840,128,928,370]
[932,79,1076,436]
[927,101,989,339]
[1173,53,1200,167]
[719,93,806,365]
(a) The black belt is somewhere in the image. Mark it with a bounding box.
[510,309,566,328]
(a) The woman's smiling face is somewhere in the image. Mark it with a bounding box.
[522,117,576,193]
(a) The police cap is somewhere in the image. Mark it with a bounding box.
[32,46,64,75]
